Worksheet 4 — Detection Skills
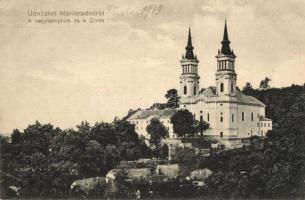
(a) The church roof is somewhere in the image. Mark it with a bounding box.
[200,86,217,97]
[127,109,176,120]
[236,92,266,107]
[199,87,265,107]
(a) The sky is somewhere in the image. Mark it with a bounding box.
[1,0,305,134]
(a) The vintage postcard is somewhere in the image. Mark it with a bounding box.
[0,0,305,199]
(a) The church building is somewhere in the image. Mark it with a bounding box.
[127,21,272,140]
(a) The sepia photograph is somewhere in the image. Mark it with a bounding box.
[0,0,305,199]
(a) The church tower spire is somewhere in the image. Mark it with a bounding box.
[221,20,233,56]
[215,21,237,97]
[185,27,195,59]
[179,27,200,101]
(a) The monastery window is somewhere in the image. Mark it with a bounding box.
[251,112,254,121]
[200,115,203,122]
[231,83,234,93]
[194,86,196,95]
[261,130,263,136]
[193,114,196,120]
[220,132,223,138]
[220,83,224,92]
[268,123,270,127]
[200,110,203,113]
[264,123,266,127]
[257,122,259,127]
[224,61,227,69]
[220,116,223,122]
[207,113,210,121]
[184,86,187,95]
[232,114,234,122]
[242,112,245,121]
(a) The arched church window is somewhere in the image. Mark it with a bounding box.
[220,83,224,92]
[184,86,187,95]
[193,86,196,95]
[231,83,234,93]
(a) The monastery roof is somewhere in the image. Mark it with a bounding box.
[260,116,272,121]
[127,109,176,120]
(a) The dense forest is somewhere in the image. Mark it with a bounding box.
[0,84,305,198]
[199,84,305,198]
[0,120,151,198]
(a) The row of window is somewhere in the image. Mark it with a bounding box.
[132,120,170,125]
[182,65,197,74]
[217,60,234,71]
[135,126,170,131]
[219,130,268,138]
[196,112,257,123]
[260,122,271,127]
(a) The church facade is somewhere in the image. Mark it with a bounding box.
[128,21,272,140]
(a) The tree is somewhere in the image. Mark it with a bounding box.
[11,129,23,144]
[172,147,200,176]
[146,118,168,158]
[194,120,210,138]
[243,82,253,93]
[170,109,196,137]
[259,77,271,90]
[165,89,179,109]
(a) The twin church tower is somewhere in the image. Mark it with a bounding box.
[128,21,272,141]
[179,21,237,102]
[177,21,272,139]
